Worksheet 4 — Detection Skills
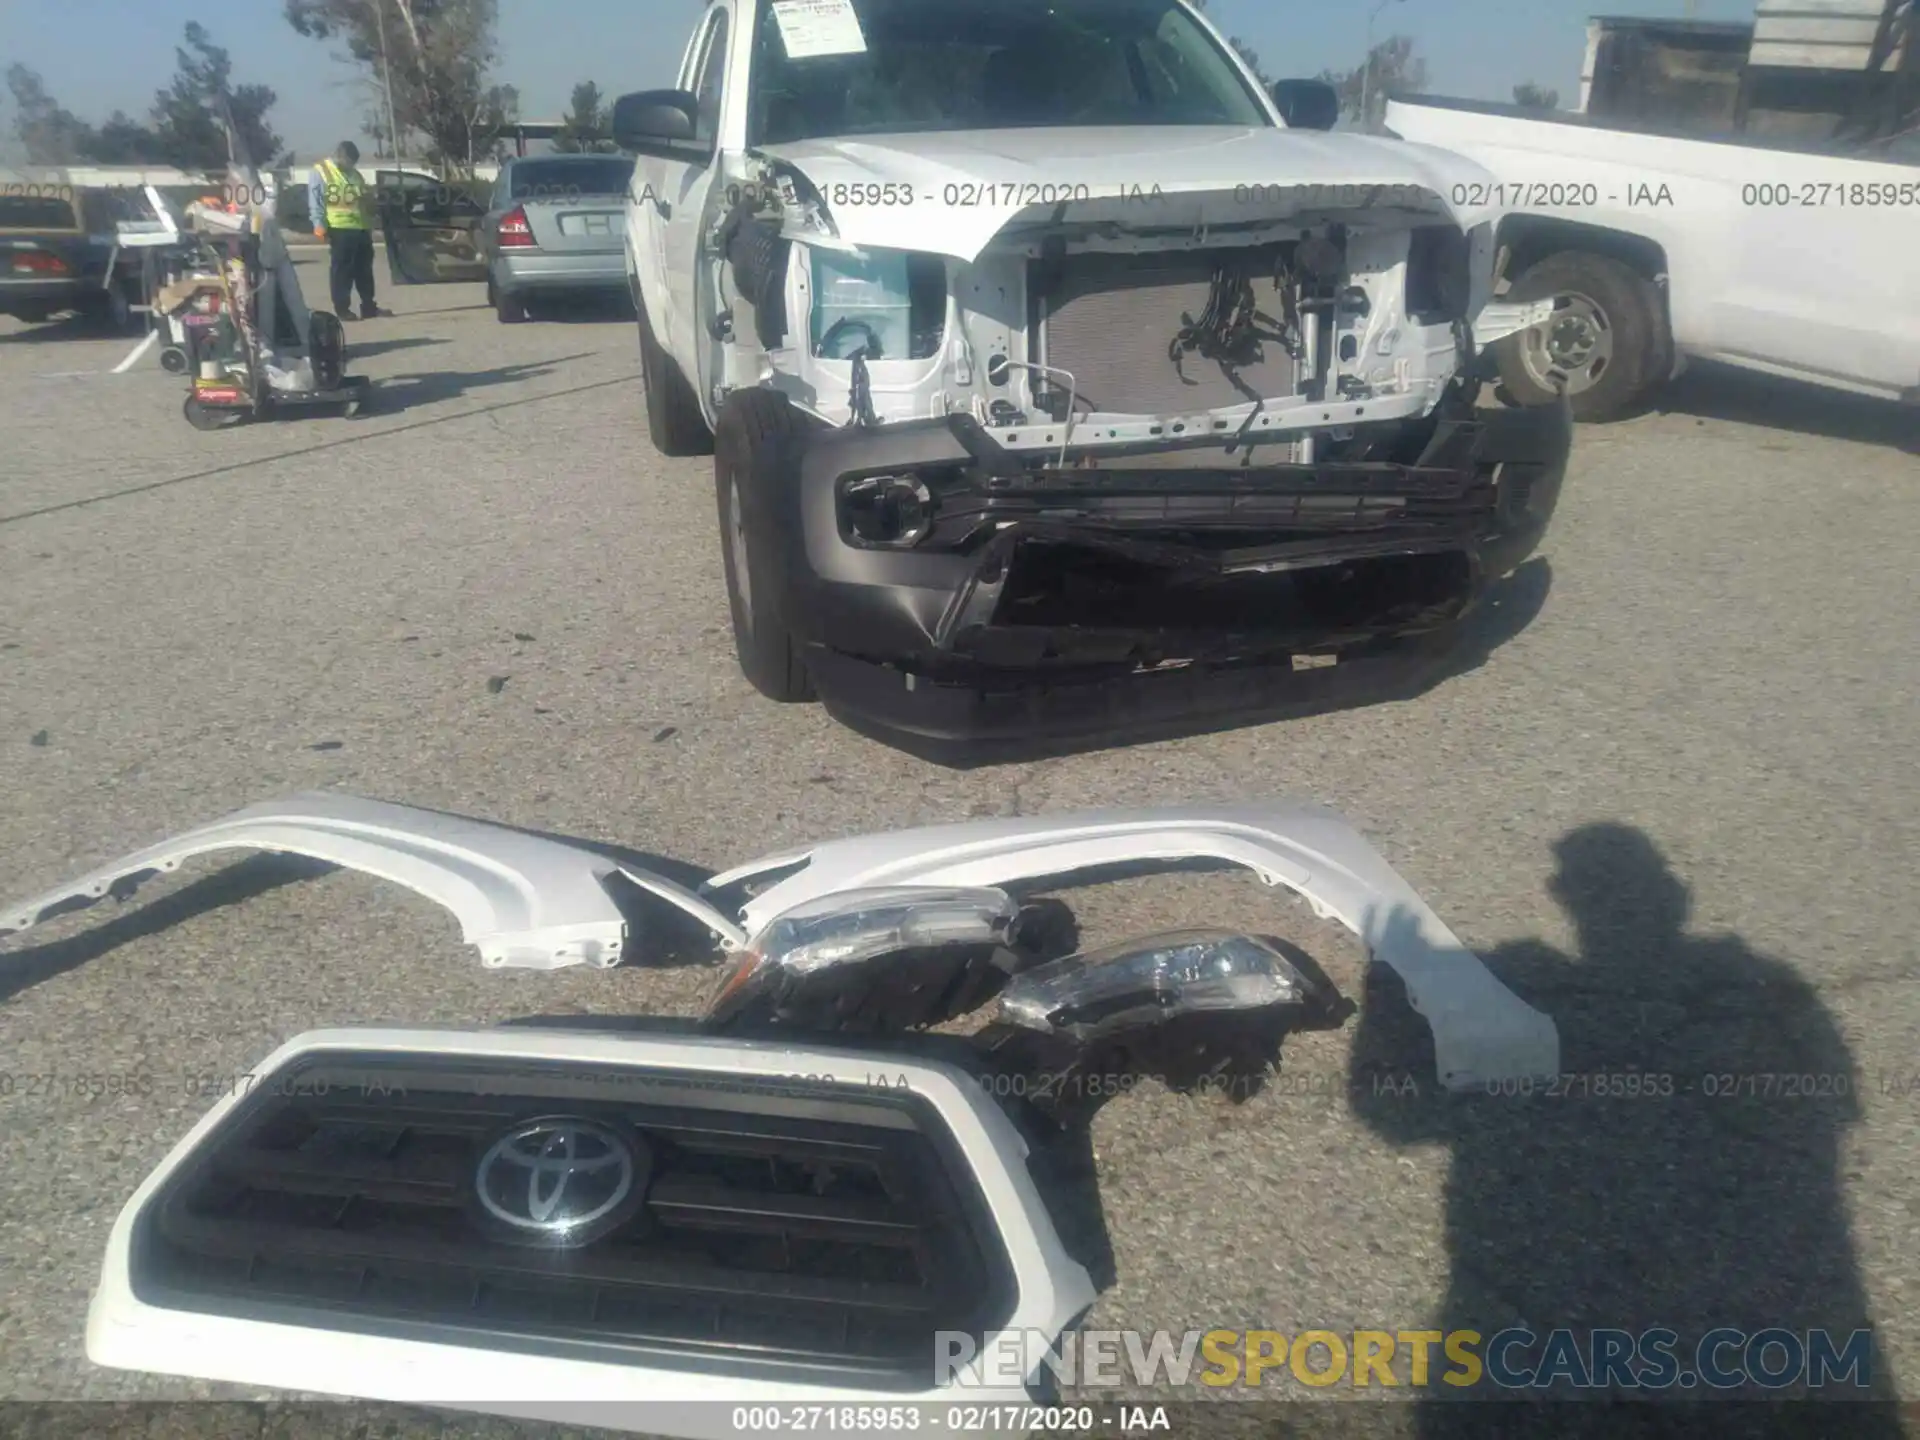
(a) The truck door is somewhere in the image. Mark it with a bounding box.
[1711,138,1920,399]
[658,6,732,366]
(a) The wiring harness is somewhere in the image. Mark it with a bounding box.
[1166,256,1303,458]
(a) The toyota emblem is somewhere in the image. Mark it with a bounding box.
[474,1117,645,1246]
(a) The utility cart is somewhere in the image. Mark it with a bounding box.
[161,180,370,430]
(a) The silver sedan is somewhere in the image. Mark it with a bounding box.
[478,154,635,323]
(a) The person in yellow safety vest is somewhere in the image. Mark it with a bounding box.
[308,140,385,321]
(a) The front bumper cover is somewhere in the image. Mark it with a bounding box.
[779,397,1571,744]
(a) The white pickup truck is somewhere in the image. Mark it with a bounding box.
[1387,95,1920,421]
[612,0,1570,750]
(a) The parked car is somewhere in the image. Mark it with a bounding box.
[1385,97,1919,421]
[476,154,636,322]
[608,0,1568,749]
[0,181,152,331]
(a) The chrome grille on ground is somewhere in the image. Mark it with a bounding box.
[130,1056,1016,1387]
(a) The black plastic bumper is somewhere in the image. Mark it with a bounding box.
[777,394,1571,749]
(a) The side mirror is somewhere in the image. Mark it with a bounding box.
[611,89,706,157]
[1271,79,1341,132]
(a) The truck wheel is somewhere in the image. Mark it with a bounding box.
[637,290,714,457]
[713,389,815,703]
[1491,251,1664,423]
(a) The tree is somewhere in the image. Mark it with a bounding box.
[1189,0,1273,86]
[1512,82,1560,112]
[285,0,518,171]
[6,64,96,164]
[151,22,287,170]
[86,112,167,165]
[7,28,285,173]
[554,79,615,152]
[1317,34,1428,132]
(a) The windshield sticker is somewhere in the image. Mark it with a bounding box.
[771,0,868,58]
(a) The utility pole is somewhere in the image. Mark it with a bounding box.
[373,0,402,164]
[1361,0,1405,132]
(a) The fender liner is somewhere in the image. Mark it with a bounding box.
[0,792,744,971]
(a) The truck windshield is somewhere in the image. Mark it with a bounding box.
[747,0,1270,145]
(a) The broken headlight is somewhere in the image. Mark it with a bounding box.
[807,245,947,362]
[976,930,1339,1121]
[995,929,1311,1044]
[705,885,1023,1033]
[812,247,912,360]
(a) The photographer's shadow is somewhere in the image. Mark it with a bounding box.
[1351,824,1898,1434]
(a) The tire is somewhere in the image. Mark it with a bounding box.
[494,284,527,324]
[713,388,815,703]
[308,311,346,391]
[158,345,190,374]
[1489,251,1665,423]
[636,289,714,457]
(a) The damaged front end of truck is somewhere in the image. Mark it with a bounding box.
[697,142,1569,748]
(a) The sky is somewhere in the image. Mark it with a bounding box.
[0,0,1763,162]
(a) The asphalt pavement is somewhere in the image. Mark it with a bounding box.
[2,253,1918,1435]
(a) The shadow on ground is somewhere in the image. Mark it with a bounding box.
[1654,360,1920,454]
[384,299,493,317]
[1349,822,1900,1432]
[367,353,593,412]
[340,335,446,360]
[514,292,637,324]
[0,313,136,345]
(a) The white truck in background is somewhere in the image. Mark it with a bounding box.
[1385,1,1920,422]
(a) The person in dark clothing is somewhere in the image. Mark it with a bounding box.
[309,140,384,321]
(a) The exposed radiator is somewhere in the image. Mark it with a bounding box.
[1036,252,1299,417]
